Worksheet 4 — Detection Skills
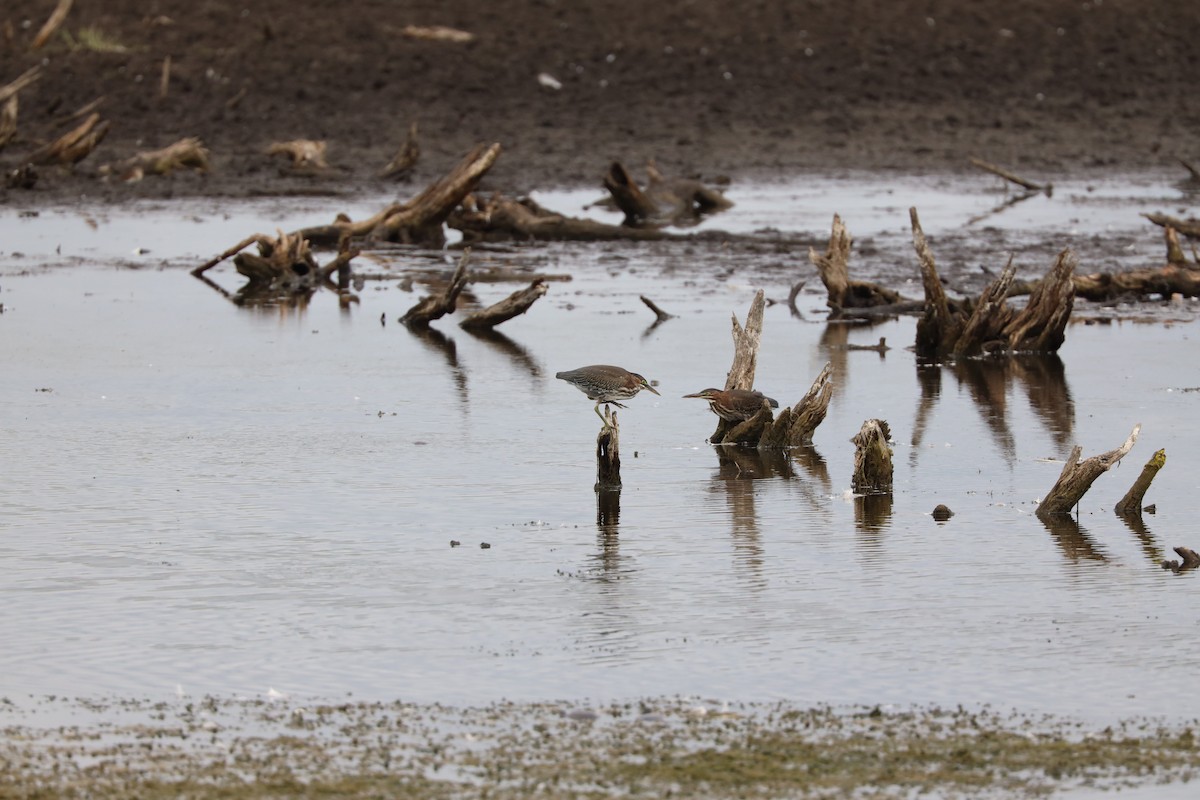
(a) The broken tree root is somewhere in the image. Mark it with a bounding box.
[1036,424,1141,517]
[595,407,621,491]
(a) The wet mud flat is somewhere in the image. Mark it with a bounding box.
[3,695,1199,799]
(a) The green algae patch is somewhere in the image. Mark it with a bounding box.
[1,698,1197,799]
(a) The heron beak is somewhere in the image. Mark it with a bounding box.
[682,391,706,399]
[645,382,661,396]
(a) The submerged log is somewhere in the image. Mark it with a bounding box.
[99,137,209,182]
[602,161,732,227]
[459,279,547,331]
[851,419,894,495]
[1036,424,1141,517]
[968,156,1050,193]
[401,249,471,328]
[1143,212,1200,240]
[809,214,903,313]
[595,407,621,490]
[1114,448,1165,516]
[450,193,679,243]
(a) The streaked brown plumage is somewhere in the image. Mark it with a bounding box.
[557,364,661,424]
[683,387,779,422]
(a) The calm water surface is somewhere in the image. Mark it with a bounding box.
[2,175,1198,728]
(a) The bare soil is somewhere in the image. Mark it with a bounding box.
[2,0,1199,203]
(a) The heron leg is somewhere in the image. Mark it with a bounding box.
[593,403,610,426]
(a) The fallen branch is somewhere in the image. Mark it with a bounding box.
[401,249,471,328]
[99,137,209,182]
[451,192,682,243]
[1143,212,1200,239]
[969,156,1050,193]
[459,279,547,331]
[0,65,42,106]
[28,112,109,165]
[640,295,674,323]
[31,0,72,50]
[1036,424,1140,517]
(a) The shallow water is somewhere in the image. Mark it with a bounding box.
[2,174,1199,729]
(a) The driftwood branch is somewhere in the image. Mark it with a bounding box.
[31,0,72,50]
[1114,448,1165,516]
[99,137,209,182]
[851,419,894,495]
[401,249,471,328]
[640,295,674,323]
[969,156,1050,193]
[1143,213,1200,239]
[459,279,547,331]
[1036,424,1141,516]
[28,112,109,166]
[0,65,43,105]
[450,192,682,243]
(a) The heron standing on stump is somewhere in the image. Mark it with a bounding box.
[557,365,660,425]
[683,387,778,422]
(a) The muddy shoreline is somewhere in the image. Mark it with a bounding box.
[3,1,1199,205]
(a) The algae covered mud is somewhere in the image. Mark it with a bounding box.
[3,174,1200,798]
[2,696,1199,799]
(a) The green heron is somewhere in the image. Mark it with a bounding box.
[557,364,660,424]
[683,387,779,422]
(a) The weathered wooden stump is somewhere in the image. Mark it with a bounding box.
[851,419,894,495]
[809,214,903,315]
[595,407,621,491]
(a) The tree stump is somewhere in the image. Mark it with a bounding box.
[851,419,893,495]
[809,214,903,314]
[759,362,834,447]
[1036,425,1140,517]
[710,290,766,444]
[595,407,621,491]
[1114,448,1165,516]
